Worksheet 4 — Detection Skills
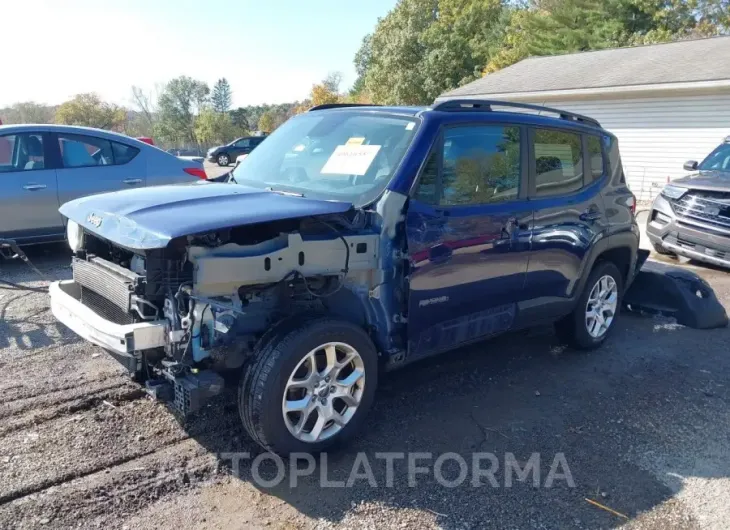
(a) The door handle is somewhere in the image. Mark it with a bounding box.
[123,178,142,185]
[23,184,47,191]
[580,209,602,222]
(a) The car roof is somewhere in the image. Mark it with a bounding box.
[0,123,150,147]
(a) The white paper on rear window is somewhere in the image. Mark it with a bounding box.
[320,144,381,176]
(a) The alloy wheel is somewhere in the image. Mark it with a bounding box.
[585,274,618,338]
[282,342,365,443]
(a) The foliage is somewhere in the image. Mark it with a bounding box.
[0,102,56,124]
[155,76,210,145]
[55,93,127,130]
[194,108,238,145]
[212,78,233,113]
[355,0,730,104]
[257,110,278,133]
[229,108,250,132]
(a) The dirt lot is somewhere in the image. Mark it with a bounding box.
[1,246,729,530]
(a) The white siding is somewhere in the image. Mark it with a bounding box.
[515,94,730,201]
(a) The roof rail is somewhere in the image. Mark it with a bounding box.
[308,103,382,112]
[431,99,601,128]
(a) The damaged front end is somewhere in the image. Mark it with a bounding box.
[50,194,408,418]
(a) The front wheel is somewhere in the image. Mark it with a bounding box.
[217,153,230,166]
[556,261,623,349]
[238,317,378,455]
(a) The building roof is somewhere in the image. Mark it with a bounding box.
[442,36,730,98]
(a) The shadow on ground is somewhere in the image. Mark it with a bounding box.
[0,244,78,353]
[183,307,730,529]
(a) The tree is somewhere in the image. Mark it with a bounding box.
[212,78,233,113]
[129,85,157,136]
[55,93,127,130]
[229,107,250,133]
[311,72,343,106]
[194,108,237,145]
[257,111,277,133]
[354,0,506,105]
[485,0,730,73]
[155,76,210,145]
[351,34,372,98]
[0,102,55,124]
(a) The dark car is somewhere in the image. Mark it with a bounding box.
[646,137,730,268]
[207,136,266,166]
[50,101,639,455]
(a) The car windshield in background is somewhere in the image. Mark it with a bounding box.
[231,111,419,204]
[699,143,730,172]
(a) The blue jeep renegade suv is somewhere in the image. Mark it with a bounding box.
[51,100,639,454]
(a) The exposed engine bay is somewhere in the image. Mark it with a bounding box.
[65,193,407,416]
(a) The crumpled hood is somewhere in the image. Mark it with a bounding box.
[672,170,730,192]
[59,181,352,250]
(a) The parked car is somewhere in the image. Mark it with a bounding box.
[50,101,638,454]
[0,124,207,245]
[647,137,730,268]
[207,136,266,166]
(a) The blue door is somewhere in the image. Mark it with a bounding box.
[406,124,532,358]
[519,128,608,322]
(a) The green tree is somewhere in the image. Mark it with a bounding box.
[257,111,277,133]
[212,78,233,113]
[55,93,127,130]
[486,0,730,73]
[354,0,506,105]
[194,108,238,145]
[229,108,250,133]
[155,76,210,145]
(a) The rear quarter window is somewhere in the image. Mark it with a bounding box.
[112,142,140,165]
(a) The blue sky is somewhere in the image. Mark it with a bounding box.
[0,0,396,108]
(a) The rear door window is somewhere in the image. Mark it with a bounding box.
[58,134,114,168]
[532,129,584,197]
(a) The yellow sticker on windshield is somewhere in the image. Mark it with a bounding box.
[346,137,366,146]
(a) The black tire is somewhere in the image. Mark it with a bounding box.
[238,317,378,455]
[217,153,230,166]
[651,240,675,256]
[555,261,623,350]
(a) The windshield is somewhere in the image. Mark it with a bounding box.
[699,143,730,172]
[231,111,419,204]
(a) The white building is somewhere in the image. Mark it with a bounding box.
[438,36,730,201]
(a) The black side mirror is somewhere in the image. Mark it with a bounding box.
[683,160,698,171]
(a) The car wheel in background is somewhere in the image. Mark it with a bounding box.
[555,261,623,350]
[238,317,378,455]
[217,153,230,166]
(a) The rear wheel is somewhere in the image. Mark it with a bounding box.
[556,261,623,349]
[217,153,230,166]
[238,317,378,455]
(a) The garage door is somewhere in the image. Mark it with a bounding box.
[521,94,730,202]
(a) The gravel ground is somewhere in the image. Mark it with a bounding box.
[1,245,729,529]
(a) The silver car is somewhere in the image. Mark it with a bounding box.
[0,124,206,245]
